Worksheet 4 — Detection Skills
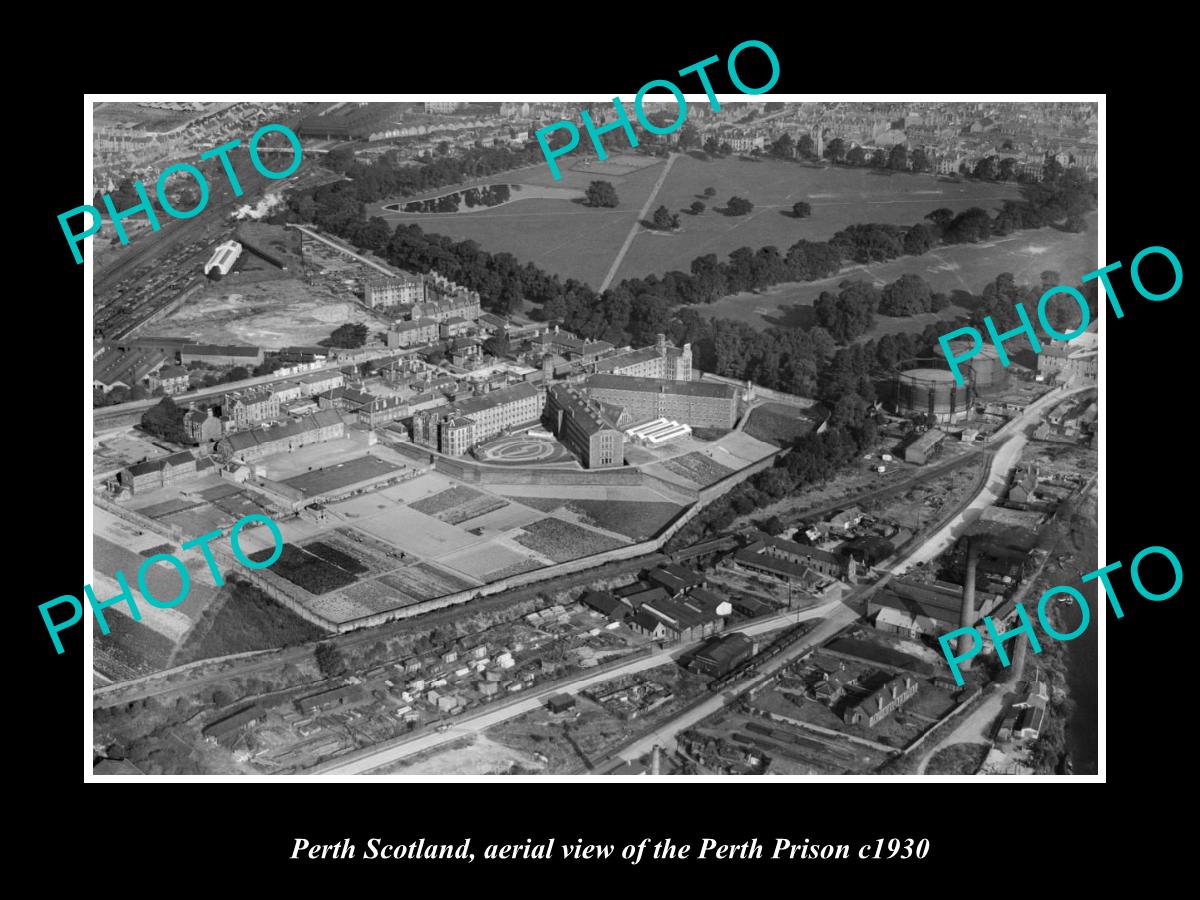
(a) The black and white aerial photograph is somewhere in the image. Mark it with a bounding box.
[87,97,1101,779]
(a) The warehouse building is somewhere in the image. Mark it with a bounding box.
[867,577,1002,639]
[181,344,264,367]
[691,632,755,678]
[733,536,858,584]
[583,374,739,430]
[204,240,242,279]
[902,428,946,465]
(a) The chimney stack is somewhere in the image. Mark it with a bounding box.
[958,539,979,666]
[651,745,661,775]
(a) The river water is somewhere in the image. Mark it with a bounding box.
[1064,608,1098,774]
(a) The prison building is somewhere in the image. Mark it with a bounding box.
[214,409,344,462]
[118,450,212,494]
[410,382,543,455]
[544,383,624,469]
[584,374,738,430]
[592,334,693,381]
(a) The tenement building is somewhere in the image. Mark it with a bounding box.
[583,374,739,430]
[593,334,693,381]
[221,388,281,429]
[544,384,624,469]
[410,381,543,455]
[363,273,426,309]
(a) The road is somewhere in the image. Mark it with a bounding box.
[594,601,863,771]
[598,154,677,292]
[896,383,1092,573]
[314,602,839,775]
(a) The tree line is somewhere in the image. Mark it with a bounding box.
[275,149,1095,382]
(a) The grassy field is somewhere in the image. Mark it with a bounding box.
[705,210,1099,331]
[369,155,1029,290]
[743,402,819,447]
[512,497,682,541]
[368,154,668,287]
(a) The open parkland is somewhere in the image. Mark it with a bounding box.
[368,153,1093,321]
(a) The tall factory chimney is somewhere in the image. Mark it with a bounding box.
[651,745,661,776]
[958,539,979,666]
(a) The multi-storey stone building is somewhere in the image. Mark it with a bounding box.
[363,273,426,309]
[592,334,693,381]
[582,374,738,430]
[544,384,624,469]
[221,388,281,429]
[410,382,543,455]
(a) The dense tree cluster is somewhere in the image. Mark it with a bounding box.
[651,205,680,230]
[320,142,538,200]
[585,181,619,208]
[325,323,369,348]
[792,201,812,218]
[725,196,754,216]
[281,148,1095,367]
[402,183,513,214]
[141,396,188,442]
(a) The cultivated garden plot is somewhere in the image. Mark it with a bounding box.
[512,518,628,563]
[410,485,509,525]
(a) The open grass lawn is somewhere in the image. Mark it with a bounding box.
[174,576,329,664]
[613,156,1023,285]
[369,155,667,288]
[369,155,1026,290]
[743,403,818,447]
[562,499,682,541]
[706,210,1098,331]
[504,496,680,540]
